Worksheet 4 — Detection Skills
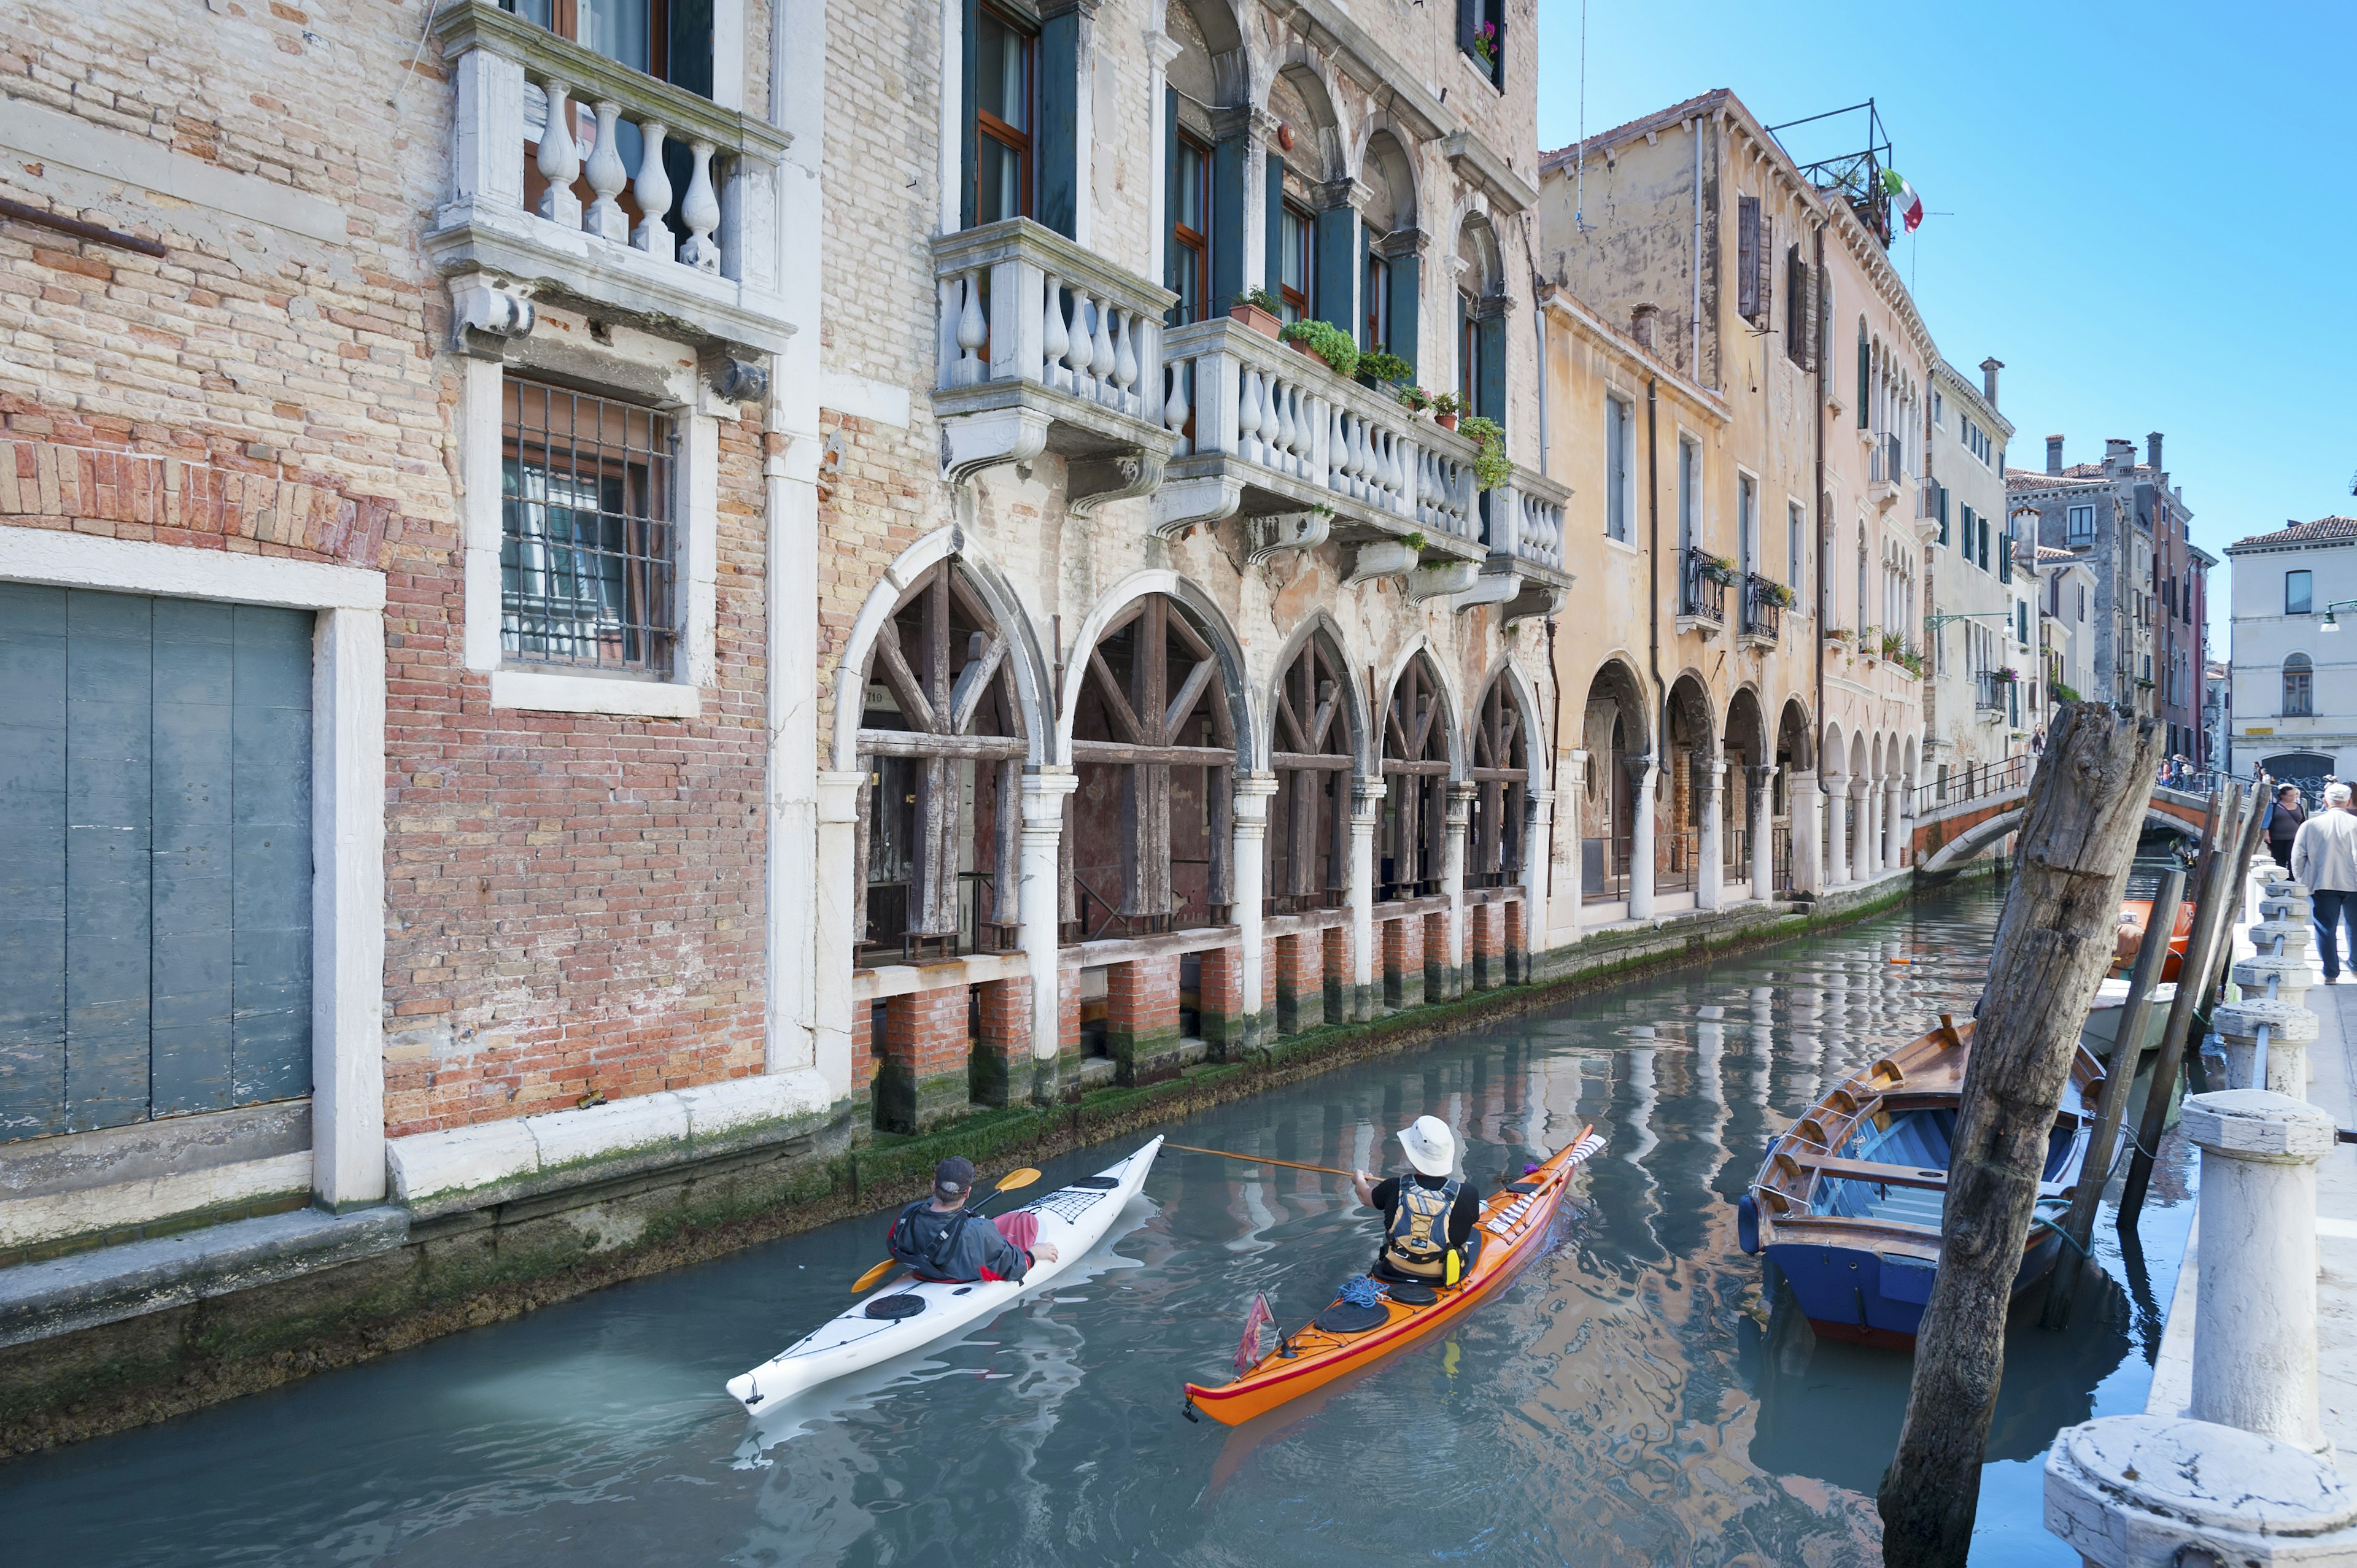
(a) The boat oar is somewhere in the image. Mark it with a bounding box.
[848,1167,1043,1293]
[1163,1143,1358,1179]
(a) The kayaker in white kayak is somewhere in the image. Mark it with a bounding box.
[1352,1116,1484,1286]
[886,1156,1060,1283]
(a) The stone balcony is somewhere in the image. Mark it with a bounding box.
[427,0,794,357]
[1868,433,1906,509]
[931,220,1177,504]
[1455,474,1572,624]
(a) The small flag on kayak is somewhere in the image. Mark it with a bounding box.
[1234,1292,1274,1374]
[1880,168,1924,233]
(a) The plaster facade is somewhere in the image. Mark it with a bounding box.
[2223,517,2357,786]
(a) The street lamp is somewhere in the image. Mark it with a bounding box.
[2320,598,2357,631]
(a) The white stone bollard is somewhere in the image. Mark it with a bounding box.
[2254,916,2315,959]
[2045,1415,2357,1566]
[2212,999,2321,1094]
[2183,1089,2338,1450]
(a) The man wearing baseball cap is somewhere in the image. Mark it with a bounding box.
[1352,1115,1484,1286]
[884,1156,1059,1284]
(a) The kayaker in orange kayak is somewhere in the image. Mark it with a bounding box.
[1351,1116,1485,1286]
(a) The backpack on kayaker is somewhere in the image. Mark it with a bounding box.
[1383,1176,1461,1281]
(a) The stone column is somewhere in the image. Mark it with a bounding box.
[1561,750,1589,934]
[813,769,866,1102]
[1884,774,1906,870]
[1697,754,1725,911]
[2045,1415,2357,1565]
[1231,772,1280,1048]
[1442,781,1475,996]
[1851,774,1876,879]
[2183,1089,2339,1450]
[1748,764,1777,901]
[1521,787,1554,979]
[1627,755,1660,919]
[1789,768,1822,896]
[1347,776,1382,1022]
[2215,995,2321,1095]
[1018,768,1078,1102]
[1823,773,1851,886]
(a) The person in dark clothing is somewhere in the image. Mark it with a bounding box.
[1352,1116,1484,1284]
[885,1156,1058,1284]
[2267,784,2306,868]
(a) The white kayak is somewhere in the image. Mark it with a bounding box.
[726,1136,1163,1411]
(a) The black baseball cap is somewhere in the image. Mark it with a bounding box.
[934,1156,976,1201]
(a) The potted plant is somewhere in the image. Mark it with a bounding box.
[1879,630,1906,660]
[1759,581,1797,608]
[1228,286,1283,339]
[1431,392,1463,431]
[1395,384,1435,417]
[1994,666,2021,684]
[1280,318,1360,379]
[1357,350,1414,390]
[1703,554,1741,586]
[1472,19,1498,68]
[1460,415,1510,491]
[1824,626,1853,645]
[2052,681,2082,704]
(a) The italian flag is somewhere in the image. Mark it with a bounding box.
[1881,168,1925,233]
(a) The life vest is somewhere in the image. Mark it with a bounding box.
[1384,1176,1462,1280]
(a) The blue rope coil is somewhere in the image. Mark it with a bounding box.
[1338,1275,1384,1308]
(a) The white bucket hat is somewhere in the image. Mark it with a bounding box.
[1397,1115,1456,1178]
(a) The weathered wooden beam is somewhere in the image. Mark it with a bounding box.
[2041,863,2185,1331]
[1271,751,1353,771]
[1071,740,1235,765]
[1086,647,1144,743]
[1875,704,2162,1568]
[858,729,1026,760]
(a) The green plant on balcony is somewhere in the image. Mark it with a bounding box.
[1280,318,1360,379]
[2052,681,2083,704]
[1758,580,1797,608]
[1702,554,1741,585]
[1460,415,1511,490]
[1891,649,1927,678]
[1824,626,1854,644]
[1357,351,1415,389]
[1993,666,2021,684]
[1403,530,1429,554]
[1879,630,1907,660]
[1234,285,1283,315]
[1395,384,1434,415]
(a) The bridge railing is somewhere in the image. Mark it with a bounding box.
[1916,753,2037,817]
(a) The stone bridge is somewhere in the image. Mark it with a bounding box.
[1910,763,2213,873]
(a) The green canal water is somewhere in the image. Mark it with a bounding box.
[0,884,2196,1566]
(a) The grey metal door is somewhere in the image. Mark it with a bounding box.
[0,585,314,1142]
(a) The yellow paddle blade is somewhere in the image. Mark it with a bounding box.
[994,1167,1043,1192]
[851,1257,899,1294]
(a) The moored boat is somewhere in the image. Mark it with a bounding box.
[1733,1018,2100,1350]
[1181,1127,1606,1426]
[726,1137,1162,1410]
[2111,897,2193,981]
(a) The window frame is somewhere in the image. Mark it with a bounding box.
[1364,244,1391,353]
[508,0,675,81]
[972,2,1037,226]
[2284,654,2314,718]
[1278,199,1314,323]
[2286,569,2314,616]
[1604,395,1632,543]
[2066,503,2096,544]
[1167,126,1213,326]
[1787,500,1805,592]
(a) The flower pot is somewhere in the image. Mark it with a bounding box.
[1436,412,1459,431]
[1229,303,1281,339]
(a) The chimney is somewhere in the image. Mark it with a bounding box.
[1630,303,1658,352]
[1980,357,2003,408]
[2146,431,2164,471]
[2104,438,2135,473]
[2045,434,2064,475]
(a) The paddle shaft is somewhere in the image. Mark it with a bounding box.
[1164,1143,1357,1178]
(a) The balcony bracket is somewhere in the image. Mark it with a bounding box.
[1404,560,1481,604]
[1675,612,1725,639]
[940,404,1053,485]
[1069,449,1167,519]
[1149,473,1244,539]
[1342,539,1419,589]
[450,274,538,360]
[1244,509,1333,567]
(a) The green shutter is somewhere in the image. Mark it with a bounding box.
[959,0,980,230]
[1314,205,1355,333]
[1037,10,1080,238]
[1856,337,1869,428]
[1386,247,1420,379]
[1476,312,1506,425]
[1264,152,1285,300]
[1211,132,1246,312]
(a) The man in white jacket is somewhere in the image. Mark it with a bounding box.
[2292,782,2357,982]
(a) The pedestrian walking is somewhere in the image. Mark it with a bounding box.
[2291,782,2357,982]
[2266,782,2307,868]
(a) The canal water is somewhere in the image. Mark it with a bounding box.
[1,884,2196,1567]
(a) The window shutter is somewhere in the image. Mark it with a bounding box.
[1999,531,2011,578]
[1800,252,1819,369]
[1163,87,1180,254]
[1755,211,1773,328]
[667,0,714,98]
[1264,152,1285,301]
[1735,197,1760,320]
[1457,0,1478,55]
[959,0,980,230]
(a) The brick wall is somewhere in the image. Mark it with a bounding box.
[1196,944,1244,1056]
[1423,911,1455,1002]
[971,976,1031,1106]
[876,985,970,1133]
[1320,924,1350,1023]
[1274,932,1323,1035]
[1383,916,1425,1012]
[1105,955,1182,1084]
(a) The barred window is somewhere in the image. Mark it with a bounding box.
[501,379,676,673]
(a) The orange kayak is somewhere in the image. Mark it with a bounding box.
[1182,1126,1606,1426]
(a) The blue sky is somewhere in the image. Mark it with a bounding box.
[1529,0,2356,650]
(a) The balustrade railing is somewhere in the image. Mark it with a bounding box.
[931,220,1169,426]
[1870,432,1906,487]
[1975,670,2011,713]
[1682,547,1728,623]
[1163,319,1479,543]
[1741,573,1784,641]
[435,1,785,303]
[1493,482,1565,569]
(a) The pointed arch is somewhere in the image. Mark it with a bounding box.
[1466,667,1532,888]
[1580,654,1652,904]
[1377,649,1457,901]
[1265,619,1359,914]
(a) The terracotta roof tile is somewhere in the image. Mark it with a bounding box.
[2225,517,2357,551]
[1540,90,1730,170]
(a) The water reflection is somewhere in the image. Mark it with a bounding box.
[0,884,2195,1568]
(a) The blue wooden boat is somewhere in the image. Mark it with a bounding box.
[1733,1016,2100,1349]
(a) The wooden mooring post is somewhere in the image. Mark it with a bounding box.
[1875,705,2162,1568]
[2039,862,2184,1330]
[2118,781,2259,1230]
